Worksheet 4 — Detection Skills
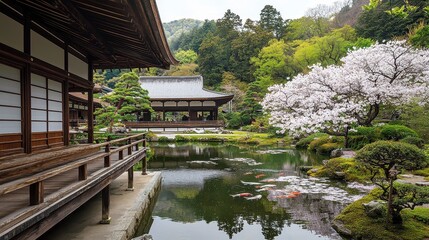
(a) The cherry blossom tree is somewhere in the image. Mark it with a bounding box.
[262,41,429,146]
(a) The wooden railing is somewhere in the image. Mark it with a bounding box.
[125,120,224,128]
[0,133,147,239]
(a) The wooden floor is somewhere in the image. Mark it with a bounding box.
[0,142,142,239]
[0,151,126,220]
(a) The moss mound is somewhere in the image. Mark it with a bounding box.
[334,189,429,240]
[308,157,370,182]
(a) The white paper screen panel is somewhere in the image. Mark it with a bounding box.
[0,106,21,120]
[31,110,47,121]
[48,111,62,121]
[0,121,21,134]
[0,13,23,52]
[0,92,21,107]
[31,30,64,69]
[31,98,47,110]
[48,101,62,111]
[48,122,62,131]
[48,90,62,101]
[48,79,62,92]
[31,86,46,98]
[32,122,47,132]
[0,78,20,94]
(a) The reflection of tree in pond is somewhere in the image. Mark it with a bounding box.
[192,177,291,239]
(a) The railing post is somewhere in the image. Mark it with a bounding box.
[142,134,147,175]
[29,181,44,205]
[135,136,139,151]
[104,137,111,167]
[127,138,132,155]
[78,164,88,180]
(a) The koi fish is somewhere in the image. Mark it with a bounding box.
[240,180,262,185]
[291,191,301,195]
[260,178,276,183]
[255,174,266,178]
[230,193,253,198]
[260,184,276,188]
[244,172,253,175]
[256,188,273,192]
[245,194,262,200]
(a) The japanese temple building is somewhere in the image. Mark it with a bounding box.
[125,75,234,130]
[0,0,177,157]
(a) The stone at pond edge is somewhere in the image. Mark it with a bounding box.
[363,200,386,219]
[332,219,352,238]
[331,149,343,158]
[131,234,153,240]
[416,182,429,186]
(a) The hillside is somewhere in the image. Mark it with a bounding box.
[163,19,204,46]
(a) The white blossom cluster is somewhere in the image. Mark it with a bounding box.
[262,41,429,137]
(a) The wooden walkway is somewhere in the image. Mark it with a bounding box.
[0,134,147,240]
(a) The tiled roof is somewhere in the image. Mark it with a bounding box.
[139,75,233,100]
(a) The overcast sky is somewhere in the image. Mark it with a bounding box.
[156,0,341,23]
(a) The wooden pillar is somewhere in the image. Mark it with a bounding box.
[100,186,111,224]
[63,44,70,145]
[127,167,134,191]
[29,182,44,205]
[104,139,110,167]
[87,60,94,143]
[142,135,147,175]
[23,12,32,154]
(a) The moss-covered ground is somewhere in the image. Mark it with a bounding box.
[334,189,429,240]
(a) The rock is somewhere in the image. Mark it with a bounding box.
[112,126,127,133]
[322,160,329,166]
[331,149,343,158]
[334,171,346,178]
[332,219,352,238]
[363,200,386,218]
[131,234,153,240]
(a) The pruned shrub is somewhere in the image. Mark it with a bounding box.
[175,135,190,142]
[400,136,425,149]
[157,136,171,142]
[295,132,329,149]
[317,142,342,155]
[380,125,418,141]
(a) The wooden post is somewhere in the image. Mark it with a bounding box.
[126,167,134,191]
[127,138,132,155]
[100,186,111,224]
[29,182,44,205]
[104,137,111,167]
[142,135,147,175]
[87,60,94,144]
[119,150,123,160]
[23,12,32,154]
[135,137,139,151]
[78,164,87,180]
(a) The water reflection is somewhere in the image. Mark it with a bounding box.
[146,143,352,240]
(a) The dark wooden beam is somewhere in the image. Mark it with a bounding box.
[63,44,70,146]
[100,185,111,224]
[23,11,32,154]
[29,182,44,205]
[87,60,94,144]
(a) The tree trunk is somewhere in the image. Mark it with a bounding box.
[391,210,403,225]
[344,126,350,148]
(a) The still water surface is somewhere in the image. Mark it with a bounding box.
[144,143,366,240]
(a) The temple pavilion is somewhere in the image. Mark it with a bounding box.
[125,75,234,131]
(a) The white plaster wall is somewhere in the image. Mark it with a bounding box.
[0,63,21,134]
[164,101,176,107]
[31,30,64,69]
[190,101,202,107]
[68,53,88,80]
[178,101,188,107]
[0,12,23,51]
[203,101,216,107]
[151,101,163,107]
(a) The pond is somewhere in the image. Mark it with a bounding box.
[139,143,368,240]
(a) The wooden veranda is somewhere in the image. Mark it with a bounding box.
[125,120,225,130]
[0,134,147,240]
